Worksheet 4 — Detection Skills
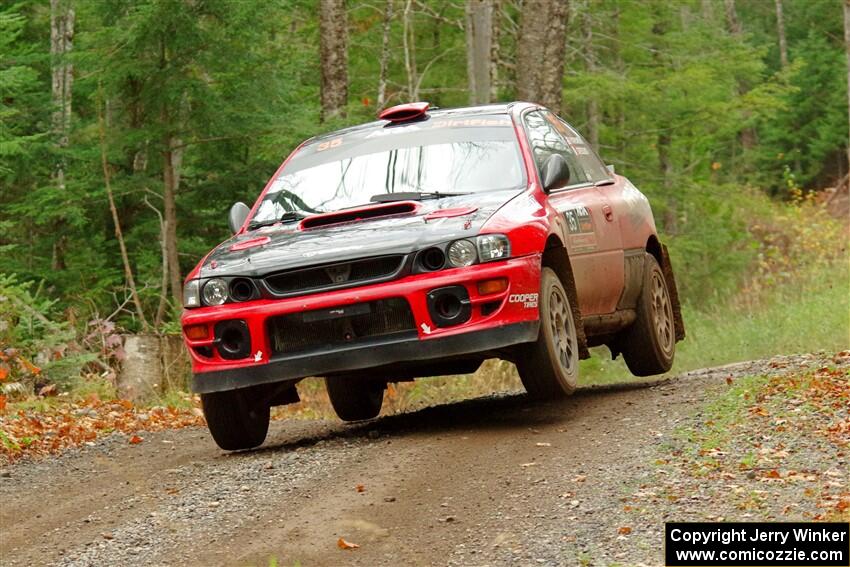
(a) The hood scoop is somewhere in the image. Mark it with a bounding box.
[300,201,420,230]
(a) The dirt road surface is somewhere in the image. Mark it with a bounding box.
[0,355,840,566]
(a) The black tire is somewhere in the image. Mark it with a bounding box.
[516,267,579,398]
[201,388,270,451]
[621,254,676,376]
[325,376,384,421]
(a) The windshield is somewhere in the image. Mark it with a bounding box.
[250,115,524,224]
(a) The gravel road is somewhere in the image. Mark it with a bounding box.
[0,354,840,566]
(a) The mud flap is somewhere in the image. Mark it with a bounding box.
[660,244,686,342]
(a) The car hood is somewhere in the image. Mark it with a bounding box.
[198,189,523,278]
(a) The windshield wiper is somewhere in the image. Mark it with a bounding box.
[370,191,470,203]
[247,210,307,230]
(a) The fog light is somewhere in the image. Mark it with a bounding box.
[184,324,209,341]
[426,286,472,328]
[477,278,508,295]
[214,320,251,360]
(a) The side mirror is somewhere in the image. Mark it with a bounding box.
[228,202,250,234]
[606,164,615,174]
[541,154,571,192]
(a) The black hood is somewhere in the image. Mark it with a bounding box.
[199,189,522,278]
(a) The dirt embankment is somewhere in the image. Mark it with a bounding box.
[0,353,846,566]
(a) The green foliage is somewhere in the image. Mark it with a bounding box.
[0,0,847,339]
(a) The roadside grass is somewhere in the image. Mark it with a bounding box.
[578,255,850,385]
[629,358,850,522]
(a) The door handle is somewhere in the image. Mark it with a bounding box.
[602,204,614,222]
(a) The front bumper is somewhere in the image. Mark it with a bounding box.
[182,254,542,394]
[192,321,538,393]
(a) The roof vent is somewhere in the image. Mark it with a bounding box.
[378,102,430,123]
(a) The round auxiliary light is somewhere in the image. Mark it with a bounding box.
[447,239,477,268]
[202,278,228,306]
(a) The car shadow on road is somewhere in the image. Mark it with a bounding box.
[237,374,676,457]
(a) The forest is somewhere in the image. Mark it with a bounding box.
[1,0,848,391]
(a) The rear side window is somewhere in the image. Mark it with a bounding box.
[522,111,590,187]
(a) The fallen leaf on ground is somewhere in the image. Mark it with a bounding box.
[38,384,57,397]
[355,484,365,492]
[618,526,632,535]
[128,435,143,444]
[337,538,360,550]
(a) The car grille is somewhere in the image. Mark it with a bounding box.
[267,298,416,356]
[263,255,405,297]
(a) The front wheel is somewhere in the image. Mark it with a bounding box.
[621,254,675,376]
[201,388,270,451]
[516,267,579,398]
[325,376,384,421]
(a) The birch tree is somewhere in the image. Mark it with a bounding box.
[775,0,788,68]
[844,0,850,173]
[466,0,493,105]
[320,0,349,121]
[49,0,74,271]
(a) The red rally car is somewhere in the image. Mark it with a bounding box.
[181,101,685,451]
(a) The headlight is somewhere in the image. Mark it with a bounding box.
[202,278,228,306]
[447,239,477,267]
[183,280,200,308]
[477,234,510,262]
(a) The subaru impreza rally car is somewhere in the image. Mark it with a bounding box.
[181,101,684,450]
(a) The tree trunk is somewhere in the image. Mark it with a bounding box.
[582,0,599,151]
[723,0,742,36]
[50,0,74,272]
[700,0,714,22]
[143,197,169,327]
[724,0,756,151]
[489,0,501,102]
[775,0,788,68]
[466,0,493,105]
[319,0,348,121]
[844,0,850,174]
[402,0,418,100]
[541,0,569,113]
[50,0,74,181]
[162,135,183,310]
[377,0,393,109]
[98,93,148,330]
[613,1,626,155]
[517,0,569,113]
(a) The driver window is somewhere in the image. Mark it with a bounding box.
[523,111,589,187]
[549,117,612,183]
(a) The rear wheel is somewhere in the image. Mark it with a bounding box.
[325,376,384,421]
[621,254,675,376]
[516,267,579,398]
[201,387,270,451]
